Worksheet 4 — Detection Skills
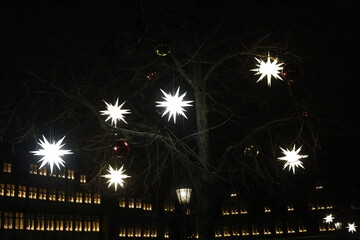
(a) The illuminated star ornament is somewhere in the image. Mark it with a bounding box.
[251,52,284,86]
[30,135,73,174]
[277,145,308,174]
[347,222,357,233]
[156,87,193,123]
[324,214,335,224]
[100,98,131,127]
[102,165,130,191]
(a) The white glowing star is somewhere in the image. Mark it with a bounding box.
[347,222,357,233]
[102,165,130,191]
[30,135,73,174]
[324,214,335,224]
[277,145,308,174]
[251,52,283,87]
[100,98,131,127]
[156,87,193,123]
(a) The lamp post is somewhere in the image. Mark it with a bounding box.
[176,188,192,240]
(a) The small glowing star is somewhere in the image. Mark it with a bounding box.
[156,87,193,123]
[102,165,130,191]
[324,214,334,224]
[278,145,308,174]
[251,52,283,86]
[30,135,73,174]
[100,98,131,127]
[347,222,357,233]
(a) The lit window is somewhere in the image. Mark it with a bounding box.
[3,162,11,173]
[93,193,101,204]
[80,174,86,183]
[150,226,157,238]
[316,185,324,190]
[240,207,248,214]
[48,189,56,201]
[214,226,222,237]
[275,222,283,234]
[36,214,45,231]
[143,227,150,238]
[39,167,47,176]
[39,188,47,200]
[127,226,134,237]
[143,203,152,211]
[221,207,230,215]
[84,193,92,204]
[263,223,271,235]
[67,192,74,203]
[75,192,83,203]
[46,214,55,231]
[67,170,74,180]
[119,197,126,207]
[264,206,271,213]
[29,187,37,199]
[164,203,175,212]
[135,225,142,237]
[65,215,73,231]
[26,213,35,231]
[58,169,65,178]
[57,190,65,202]
[6,184,15,197]
[18,185,27,198]
[319,222,327,232]
[230,193,237,197]
[223,226,230,237]
[241,225,249,236]
[287,222,295,233]
[119,226,126,237]
[164,225,170,238]
[232,225,240,236]
[231,206,239,215]
[4,212,13,229]
[92,216,100,232]
[252,224,260,235]
[136,199,142,209]
[74,216,82,232]
[55,215,64,231]
[0,183,4,196]
[287,205,294,211]
[128,198,135,208]
[298,221,307,233]
[29,164,38,174]
[83,216,91,232]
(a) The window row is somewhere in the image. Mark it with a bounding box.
[0,211,100,232]
[0,183,100,204]
[29,164,86,183]
[221,202,333,215]
[119,197,152,211]
[214,222,308,237]
[119,225,158,238]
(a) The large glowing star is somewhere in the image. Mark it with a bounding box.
[156,87,193,123]
[251,52,283,87]
[277,145,308,174]
[347,223,357,233]
[100,98,131,127]
[102,165,130,191]
[324,214,334,224]
[30,136,73,174]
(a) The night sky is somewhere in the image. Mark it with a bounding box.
[1,1,360,200]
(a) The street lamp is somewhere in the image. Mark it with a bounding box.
[176,187,192,240]
[176,188,192,204]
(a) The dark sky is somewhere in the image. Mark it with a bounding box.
[1,1,360,194]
